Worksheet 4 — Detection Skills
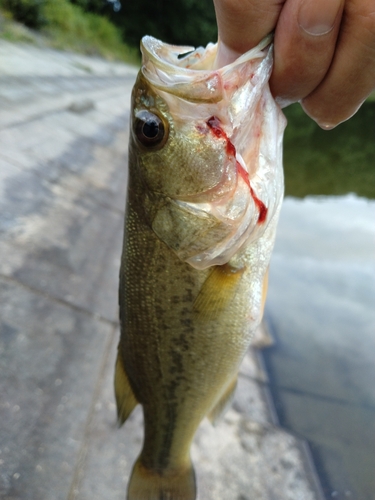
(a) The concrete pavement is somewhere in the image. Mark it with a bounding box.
[0,41,323,500]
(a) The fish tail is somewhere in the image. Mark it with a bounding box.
[127,458,196,500]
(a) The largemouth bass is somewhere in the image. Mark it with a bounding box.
[116,35,285,500]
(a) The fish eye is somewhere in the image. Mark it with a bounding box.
[134,110,168,149]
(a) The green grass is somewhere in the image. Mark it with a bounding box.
[0,16,38,43]
[283,100,375,199]
[41,0,137,62]
[0,0,139,64]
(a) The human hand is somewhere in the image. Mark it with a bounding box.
[213,0,375,128]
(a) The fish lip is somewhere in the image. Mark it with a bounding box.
[140,35,274,103]
[141,34,273,74]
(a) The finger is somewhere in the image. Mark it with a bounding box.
[301,0,375,128]
[213,0,285,67]
[270,0,344,106]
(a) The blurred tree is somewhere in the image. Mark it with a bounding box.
[2,0,217,47]
[105,0,218,49]
[2,0,46,28]
[69,0,110,13]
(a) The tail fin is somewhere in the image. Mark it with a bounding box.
[127,458,196,500]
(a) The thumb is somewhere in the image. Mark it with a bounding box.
[213,0,285,67]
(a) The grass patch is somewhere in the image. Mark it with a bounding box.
[283,100,375,199]
[0,15,39,43]
[0,0,139,64]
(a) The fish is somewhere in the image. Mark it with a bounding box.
[115,35,286,500]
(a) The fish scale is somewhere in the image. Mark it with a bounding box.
[116,35,285,500]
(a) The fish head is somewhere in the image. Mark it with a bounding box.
[129,36,285,269]
[130,73,237,203]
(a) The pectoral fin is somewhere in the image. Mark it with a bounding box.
[208,376,238,425]
[114,351,138,426]
[193,264,245,321]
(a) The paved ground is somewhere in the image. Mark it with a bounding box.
[0,42,324,500]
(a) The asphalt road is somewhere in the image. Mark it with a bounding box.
[0,42,324,500]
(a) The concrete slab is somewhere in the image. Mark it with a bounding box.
[0,155,125,321]
[0,277,116,500]
[0,42,135,500]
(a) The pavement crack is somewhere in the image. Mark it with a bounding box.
[0,273,119,327]
[66,324,118,500]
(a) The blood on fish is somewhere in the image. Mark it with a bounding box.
[226,140,236,157]
[207,116,227,141]
[250,187,268,223]
[236,161,268,224]
[236,161,250,188]
[207,116,236,157]
[207,116,268,224]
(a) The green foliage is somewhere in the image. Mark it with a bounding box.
[1,0,217,60]
[107,0,218,49]
[283,101,375,199]
[69,0,107,13]
[43,0,86,33]
[45,0,138,61]
[2,0,46,29]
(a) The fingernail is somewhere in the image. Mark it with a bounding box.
[298,0,342,36]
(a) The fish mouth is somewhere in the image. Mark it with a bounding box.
[140,35,273,103]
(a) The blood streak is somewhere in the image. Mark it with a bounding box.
[206,116,268,224]
[249,186,268,223]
